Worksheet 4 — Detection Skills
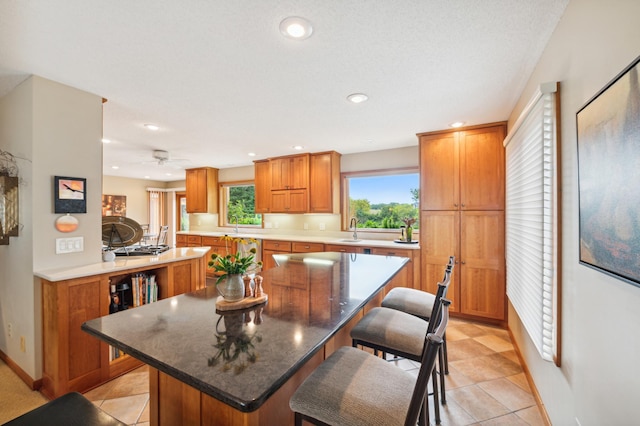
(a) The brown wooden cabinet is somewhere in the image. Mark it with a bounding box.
[418,123,506,322]
[254,151,341,214]
[270,154,309,190]
[309,151,341,214]
[262,240,293,271]
[175,234,188,247]
[254,160,271,213]
[420,124,505,211]
[41,255,207,399]
[186,167,219,213]
[201,236,236,279]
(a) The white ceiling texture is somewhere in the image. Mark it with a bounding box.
[0,0,568,181]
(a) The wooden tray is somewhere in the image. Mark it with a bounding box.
[215,294,268,312]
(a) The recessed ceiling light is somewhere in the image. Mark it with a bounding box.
[347,93,369,104]
[279,16,313,40]
[450,121,465,128]
[111,165,119,170]
[292,145,304,150]
[101,138,111,143]
[248,152,256,157]
[165,173,172,176]
[144,176,150,179]
[144,124,159,131]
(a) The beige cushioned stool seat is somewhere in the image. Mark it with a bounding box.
[289,346,416,426]
[350,307,428,357]
[382,287,436,320]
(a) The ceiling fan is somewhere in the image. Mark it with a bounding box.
[144,150,191,168]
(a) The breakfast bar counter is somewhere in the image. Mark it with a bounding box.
[82,252,408,425]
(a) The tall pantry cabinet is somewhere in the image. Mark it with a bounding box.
[418,123,506,321]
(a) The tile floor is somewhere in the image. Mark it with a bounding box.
[82,317,546,425]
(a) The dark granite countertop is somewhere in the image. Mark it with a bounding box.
[82,252,408,412]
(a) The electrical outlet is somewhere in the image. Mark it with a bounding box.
[20,336,26,352]
[303,223,309,230]
[8,322,12,338]
[319,223,325,231]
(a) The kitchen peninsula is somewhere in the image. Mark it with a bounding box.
[36,247,209,399]
[82,252,408,425]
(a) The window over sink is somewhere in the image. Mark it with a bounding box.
[342,168,419,233]
[219,181,262,228]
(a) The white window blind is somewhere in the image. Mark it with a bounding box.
[504,82,559,363]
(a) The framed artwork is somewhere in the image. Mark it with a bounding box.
[102,194,127,217]
[54,176,86,214]
[577,54,640,287]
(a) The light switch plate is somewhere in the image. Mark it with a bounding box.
[56,237,84,254]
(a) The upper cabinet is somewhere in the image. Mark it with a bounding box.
[185,167,219,213]
[254,160,272,214]
[309,151,341,214]
[254,151,341,214]
[270,154,309,190]
[419,124,506,211]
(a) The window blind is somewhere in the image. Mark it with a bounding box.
[504,82,559,363]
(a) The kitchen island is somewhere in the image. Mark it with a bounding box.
[82,252,408,425]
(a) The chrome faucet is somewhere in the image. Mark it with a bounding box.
[232,215,239,234]
[349,217,358,240]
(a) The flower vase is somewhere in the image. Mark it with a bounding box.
[216,274,245,302]
[406,226,413,242]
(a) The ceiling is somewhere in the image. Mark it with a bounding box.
[0,0,568,182]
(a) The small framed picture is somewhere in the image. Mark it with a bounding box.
[54,176,87,213]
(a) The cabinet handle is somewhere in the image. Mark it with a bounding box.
[461,260,466,264]
[304,245,310,249]
[454,203,458,207]
[461,203,465,207]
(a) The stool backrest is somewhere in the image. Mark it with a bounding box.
[427,259,455,333]
[404,298,451,426]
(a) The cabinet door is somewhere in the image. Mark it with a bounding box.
[370,247,414,291]
[459,126,505,210]
[420,132,459,210]
[270,190,289,212]
[459,211,505,320]
[186,167,218,213]
[287,189,308,213]
[309,152,340,214]
[270,158,291,190]
[254,160,271,213]
[289,154,309,189]
[420,211,460,313]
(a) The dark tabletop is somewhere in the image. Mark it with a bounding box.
[82,252,408,412]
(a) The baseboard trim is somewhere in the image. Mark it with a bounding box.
[0,349,42,391]
[507,327,552,426]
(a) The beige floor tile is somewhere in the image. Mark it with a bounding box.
[479,412,530,425]
[449,323,489,338]
[506,372,533,393]
[444,364,476,390]
[447,339,496,362]
[474,334,513,353]
[514,405,547,426]
[84,365,149,402]
[448,385,511,422]
[430,395,476,425]
[478,378,536,411]
[498,349,521,365]
[450,353,521,384]
[445,326,473,342]
[138,397,150,423]
[97,394,149,425]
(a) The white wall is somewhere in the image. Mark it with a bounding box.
[0,76,103,379]
[507,1,640,424]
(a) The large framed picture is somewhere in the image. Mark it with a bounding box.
[54,176,86,213]
[577,54,640,287]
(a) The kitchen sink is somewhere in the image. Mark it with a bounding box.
[337,239,363,243]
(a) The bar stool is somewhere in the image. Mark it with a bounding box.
[290,299,451,426]
[3,391,126,426]
[350,263,452,424]
[381,256,455,394]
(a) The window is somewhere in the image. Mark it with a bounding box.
[147,190,165,235]
[219,182,262,228]
[343,168,419,231]
[176,192,188,231]
[504,82,561,365]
